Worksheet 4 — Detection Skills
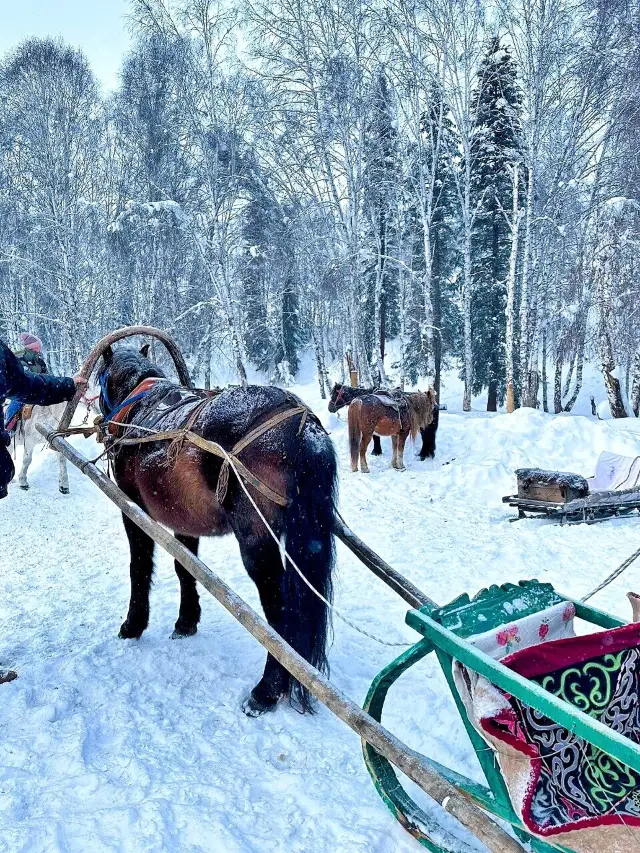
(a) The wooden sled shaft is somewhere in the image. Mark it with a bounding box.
[37,421,525,853]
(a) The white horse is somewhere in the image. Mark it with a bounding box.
[14,396,97,493]
[14,402,70,493]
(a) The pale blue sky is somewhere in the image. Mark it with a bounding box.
[0,0,132,91]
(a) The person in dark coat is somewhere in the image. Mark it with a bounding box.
[0,336,87,684]
[4,332,49,431]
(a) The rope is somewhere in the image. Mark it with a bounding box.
[581,544,640,602]
[218,442,413,649]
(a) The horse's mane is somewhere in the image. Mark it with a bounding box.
[406,389,436,439]
[98,347,166,401]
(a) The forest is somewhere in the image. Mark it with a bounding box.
[0,0,638,416]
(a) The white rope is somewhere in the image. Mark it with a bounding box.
[111,419,413,648]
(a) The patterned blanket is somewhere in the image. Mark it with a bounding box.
[455,622,640,852]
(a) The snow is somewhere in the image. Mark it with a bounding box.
[2,364,640,852]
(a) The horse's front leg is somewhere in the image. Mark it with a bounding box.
[18,441,33,490]
[119,512,155,639]
[371,435,383,456]
[172,535,201,638]
[57,452,70,494]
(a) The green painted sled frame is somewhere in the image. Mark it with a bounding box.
[363,580,639,853]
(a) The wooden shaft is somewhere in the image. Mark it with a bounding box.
[334,515,437,610]
[59,325,193,432]
[37,423,525,853]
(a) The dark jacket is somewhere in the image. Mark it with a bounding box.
[0,339,76,497]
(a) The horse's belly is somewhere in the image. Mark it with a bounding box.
[137,454,231,538]
[374,415,402,436]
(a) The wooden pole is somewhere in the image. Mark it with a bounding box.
[334,515,436,610]
[37,424,525,853]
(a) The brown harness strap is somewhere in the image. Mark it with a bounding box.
[102,404,309,508]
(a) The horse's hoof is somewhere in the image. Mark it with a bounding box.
[59,486,69,495]
[242,693,279,717]
[118,621,144,640]
[171,625,197,639]
[19,484,29,491]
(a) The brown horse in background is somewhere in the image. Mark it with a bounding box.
[348,390,436,473]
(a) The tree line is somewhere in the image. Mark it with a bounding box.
[0,0,638,416]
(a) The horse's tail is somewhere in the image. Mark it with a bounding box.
[348,400,362,471]
[419,394,439,460]
[282,422,338,712]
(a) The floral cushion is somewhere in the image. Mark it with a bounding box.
[467,601,576,660]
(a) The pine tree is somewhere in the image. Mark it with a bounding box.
[402,91,460,392]
[470,37,523,411]
[240,190,277,370]
[363,70,400,383]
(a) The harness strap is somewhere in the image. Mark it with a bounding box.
[107,377,162,435]
[109,405,309,507]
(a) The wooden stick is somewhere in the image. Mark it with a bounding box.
[37,422,524,853]
[59,325,193,432]
[334,515,436,610]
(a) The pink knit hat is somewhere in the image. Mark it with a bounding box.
[19,332,43,353]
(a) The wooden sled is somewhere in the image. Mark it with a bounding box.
[503,467,640,524]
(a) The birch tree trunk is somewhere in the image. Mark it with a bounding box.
[519,165,534,393]
[462,214,473,412]
[553,348,563,414]
[563,324,586,412]
[597,247,628,418]
[631,347,640,417]
[505,164,522,413]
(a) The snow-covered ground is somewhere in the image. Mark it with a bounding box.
[2,361,640,853]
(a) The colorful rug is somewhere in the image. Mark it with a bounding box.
[455,622,640,852]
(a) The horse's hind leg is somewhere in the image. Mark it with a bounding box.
[172,535,201,638]
[396,432,408,471]
[360,431,373,474]
[390,435,399,469]
[58,452,70,494]
[119,513,155,640]
[371,435,383,456]
[237,534,291,716]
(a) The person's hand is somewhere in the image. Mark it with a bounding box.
[73,375,88,393]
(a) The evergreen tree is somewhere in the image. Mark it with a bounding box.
[362,70,400,381]
[470,37,523,410]
[240,190,277,370]
[403,92,460,390]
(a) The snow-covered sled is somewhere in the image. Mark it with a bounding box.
[502,452,640,523]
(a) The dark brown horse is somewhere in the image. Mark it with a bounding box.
[348,390,436,473]
[98,345,337,717]
[329,382,440,461]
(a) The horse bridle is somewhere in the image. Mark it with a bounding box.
[334,385,347,407]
